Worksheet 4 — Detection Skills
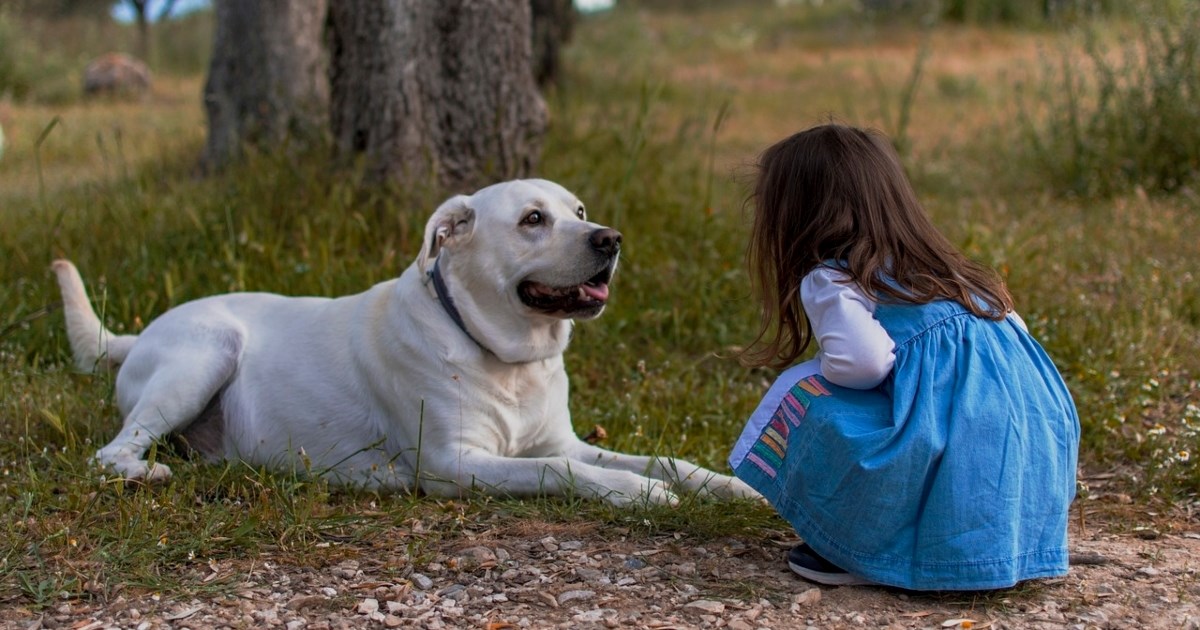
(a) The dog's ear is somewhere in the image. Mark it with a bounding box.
[418,194,475,274]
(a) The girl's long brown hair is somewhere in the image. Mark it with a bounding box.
[741,124,1014,369]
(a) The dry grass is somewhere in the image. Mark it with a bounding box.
[0,76,204,202]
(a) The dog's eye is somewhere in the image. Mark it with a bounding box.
[521,210,543,226]
[575,206,586,220]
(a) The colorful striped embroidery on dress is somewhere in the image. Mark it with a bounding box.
[746,375,832,478]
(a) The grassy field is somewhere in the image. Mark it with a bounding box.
[2,0,1199,607]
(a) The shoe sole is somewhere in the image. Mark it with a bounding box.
[787,560,876,586]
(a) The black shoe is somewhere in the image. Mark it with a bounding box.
[787,543,875,586]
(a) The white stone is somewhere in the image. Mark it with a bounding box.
[557,589,595,605]
[793,588,821,606]
[685,600,726,615]
[411,573,435,590]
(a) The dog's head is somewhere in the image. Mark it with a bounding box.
[417,179,621,362]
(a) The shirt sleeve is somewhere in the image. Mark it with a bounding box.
[1008,310,1029,332]
[800,267,896,389]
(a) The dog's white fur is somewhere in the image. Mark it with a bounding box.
[54,179,757,506]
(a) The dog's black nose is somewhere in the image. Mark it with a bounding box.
[589,228,622,256]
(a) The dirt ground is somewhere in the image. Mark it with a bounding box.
[8,506,1200,630]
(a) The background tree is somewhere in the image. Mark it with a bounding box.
[328,0,547,191]
[531,0,576,86]
[122,0,150,59]
[117,0,182,60]
[201,0,329,171]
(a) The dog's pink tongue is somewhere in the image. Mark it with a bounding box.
[581,283,609,301]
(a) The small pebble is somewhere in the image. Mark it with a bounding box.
[411,573,435,590]
[557,589,595,605]
[685,599,726,615]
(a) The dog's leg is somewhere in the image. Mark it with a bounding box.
[95,332,240,482]
[416,448,680,506]
[565,441,762,500]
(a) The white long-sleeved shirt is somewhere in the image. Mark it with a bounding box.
[800,266,896,390]
[800,267,1029,390]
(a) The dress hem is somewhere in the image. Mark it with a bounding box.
[735,457,1071,591]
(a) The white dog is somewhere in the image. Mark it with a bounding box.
[54,179,757,506]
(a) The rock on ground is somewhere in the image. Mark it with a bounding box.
[82,53,152,97]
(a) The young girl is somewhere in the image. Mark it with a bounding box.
[729,124,1080,590]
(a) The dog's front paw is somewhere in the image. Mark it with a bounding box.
[639,478,680,507]
[599,476,679,507]
[92,452,173,484]
[695,474,765,502]
[721,477,766,502]
[134,461,173,483]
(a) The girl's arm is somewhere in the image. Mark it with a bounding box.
[800,267,895,389]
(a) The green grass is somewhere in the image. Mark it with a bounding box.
[2,1,1200,609]
[1017,2,1200,196]
[0,9,212,103]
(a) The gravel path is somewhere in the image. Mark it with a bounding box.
[9,515,1200,630]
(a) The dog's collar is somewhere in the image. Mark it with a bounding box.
[427,257,491,354]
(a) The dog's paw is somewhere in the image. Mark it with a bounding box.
[721,477,766,502]
[136,461,173,483]
[693,474,765,502]
[640,479,680,507]
[91,453,173,484]
[599,477,679,507]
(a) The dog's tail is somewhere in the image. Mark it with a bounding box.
[52,260,137,373]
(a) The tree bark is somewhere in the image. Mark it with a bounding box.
[328,0,547,192]
[129,0,150,62]
[531,0,576,87]
[201,0,329,171]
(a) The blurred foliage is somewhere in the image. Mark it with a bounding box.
[0,11,34,99]
[0,10,77,103]
[0,8,211,103]
[627,0,1131,25]
[942,0,1127,25]
[0,0,112,18]
[1018,2,1200,196]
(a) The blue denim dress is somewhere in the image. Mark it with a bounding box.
[730,298,1080,590]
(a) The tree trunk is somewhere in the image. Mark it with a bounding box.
[531,0,576,87]
[328,0,547,192]
[201,0,330,171]
[131,0,151,62]
[156,0,181,21]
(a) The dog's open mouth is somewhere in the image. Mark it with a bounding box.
[518,266,613,317]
